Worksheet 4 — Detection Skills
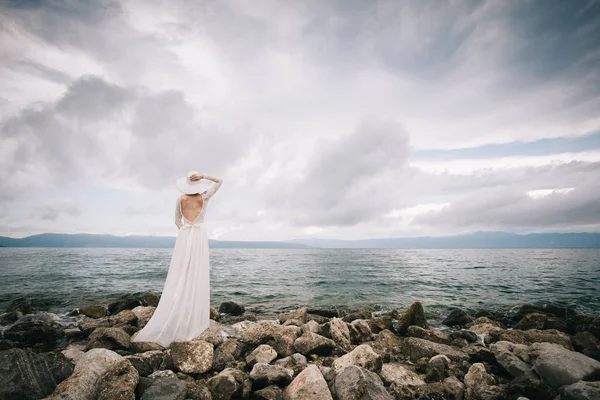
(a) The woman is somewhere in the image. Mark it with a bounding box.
[133,171,223,347]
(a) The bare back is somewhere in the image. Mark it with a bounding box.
[180,194,204,223]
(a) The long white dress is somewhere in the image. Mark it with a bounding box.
[133,175,223,347]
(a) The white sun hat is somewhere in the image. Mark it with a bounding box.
[176,171,213,194]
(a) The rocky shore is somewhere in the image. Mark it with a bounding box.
[1,293,599,400]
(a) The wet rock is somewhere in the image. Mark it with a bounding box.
[79,305,108,319]
[108,297,141,315]
[207,367,245,400]
[332,365,393,400]
[572,331,600,361]
[279,307,308,324]
[6,298,35,314]
[170,339,214,374]
[0,348,74,400]
[329,317,352,353]
[219,301,245,316]
[332,344,382,373]
[125,350,165,377]
[110,309,138,326]
[46,348,126,399]
[141,370,187,400]
[401,337,469,362]
[249,363,294,389]
[379,362,426,387]
[141,291,160,307]
[282,364,333,400]
[85,327,131,351]
[529,342,600,389]
[273,353,307,377]
[4,313,65,349]
[368,315,393,334]
[426,354,451,382]
[491,328,572,349]
[79,317,111,336]
[443,308,473,327]
[349,319,373,343]
[559,381,600,400]
[464,362,506,400]
[514,313,547,330]
[131,306,155,329]
[96,358,139,400]
[306,307,338,318]
[341,308,373,322]
[212,339,244,371]
[407,325,452,345]
[0,311,21,324]
[397,301,429,334]
[293,330,336,356]
[246,343,278,366]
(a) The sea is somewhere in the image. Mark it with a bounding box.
[1,248,599,324]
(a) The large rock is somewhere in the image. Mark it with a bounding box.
[4,313,65,349]
[332,365,393,400]
[212,339,244,371]
[350,319,373,343]
[207,367,245,400]
[329,317,352,352]
[85,327,131,351]
[332,344,382,373]
[108,297,141,315]
[141,370,187,400]
[241,321,301,357]
[46,348,131,399]
[219,301,245,316]
[141,291,160,307]
[246,344,278,366]
[530,342,600,388]
[279,307,308,324]
[293,330,336,356]
[131,306,155,329]
[79,305,108,319]
[407,326,452,345]
[442,308,473,327]
[379,362,426,387]
[170,340,214,374]
[491,328,572,350]
[125,350,165,377]
[489,341,534,378]
[273,353,308,377]
[401,337,469,362]
[397,301,429,334]
[96,359,139,400]
[464,363,505,400]
[249,363,294,389]
[0,348,74,400]
[109,309,138,326]
[194,319,225,347]
[559,381,600,400]
[514,312,547,330]
[255,385,284,400]
[282,364,333,400]
[79,317,111,336]
[368,315,394,334]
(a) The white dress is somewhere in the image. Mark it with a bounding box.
[133,175,223,347]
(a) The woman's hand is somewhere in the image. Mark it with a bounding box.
[190,173,204,181]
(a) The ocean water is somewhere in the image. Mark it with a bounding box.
[0,248,599,321]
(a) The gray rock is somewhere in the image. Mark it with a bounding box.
[273,353,308,377]
[141,291,160,307]
[407,326,452,345]
[443,308,473,327]
[329,317,352,352]
[559,381,600,400]
[444,376,465,399]
[279,307,308,324]
[108,297,141,315]
[282,364,333,400]
[249,363,294,389]
[170,340,214,374]
[401,337,469,362]
[79,305,107,319]
[131,306,155,329]
[301,320,322,335]
[464,362,506,400]
[0,348,74,400]
[85,327,131,351]
[194,319,225,347]
[4,313,65,349]
[397,301,429,334]
[219,301,245,316]
[255,385,284,400]
[349,319,373,343]
[79,317,111,336]
[96,359,139,400]
[212,339,244,371]
[246,344,278,366]
[109,309,138,326]
[379,362,426,387]
[515,313,547,330]
[426,354,450,382]
[489,341,535,378]
[530,342,600,388]
[207,367,245,400]
[241,321,301,357]
[125,350,165,377]
[293,330,336,356]
[451,329,479,343]
[332,344,382,373]
[368,315,394,334]
[141,370,187,400]
[130,340,164,353]
[333,365,393,400]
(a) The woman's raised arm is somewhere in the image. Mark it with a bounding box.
[201,175,223,200]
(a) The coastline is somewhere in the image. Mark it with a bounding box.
[1,292,599,399]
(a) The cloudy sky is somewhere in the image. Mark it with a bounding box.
[1,0,599,240]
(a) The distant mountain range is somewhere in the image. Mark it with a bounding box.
[0,232,599,248]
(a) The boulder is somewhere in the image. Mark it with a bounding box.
[141,291,160,307]
[349,319,373,343]
[96,359,139,400]
[255,385,284,400]
[249,363,294,389]
[426,354,451,382]
[4,313,65,349]
[464,362,506,400]
[379,362,426,387]
[368,315,394,334]
[108,297,141,315]
[207,367,246,400]
[332,365,393,400]
[85,327,131,351]
[293,330,336,356]
[0,348,74,400]
[407,326,452,345]
[246,344,278,366]
[329,317,352,352]
[491,328,572,350]
[273,353,308,377]
[559,381,600,400]
[79,317,111,336]
[332,344,382,373]
[401,337,469,362]
[489,341,533,379]
[210,306,220,321]
[46,348,130,399]
[131,306,155,329]
[397,301,429,334]
[212,339,244,371]
[110,309,138,326]
[219,301,245,316]
[514,313,547,330]
[79,305,108,319]
[125,350,165,377]
[194,319,225,347]
[301,320,322,335]
[131,340,164,354]
[443,308,473,327]
[529,342,600,389]
[282,364,333,400]
[279,307,308,324]
[141,370,187,400]
[241,321,301,357]
[170,340,214,374]
[62,344,86,365]
[306,307,339,318]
